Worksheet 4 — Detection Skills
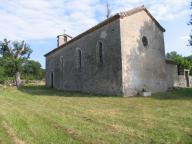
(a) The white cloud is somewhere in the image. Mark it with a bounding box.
[180,36,189,41]
[148,0,189,20]
[110,0,190,21]
[0,0,190,41]
[0,0,103,41]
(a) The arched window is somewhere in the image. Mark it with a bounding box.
[97,41,103,64]
[60,56,64,72]
[77,49,82,69]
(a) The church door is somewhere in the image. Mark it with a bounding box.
[51,72,54,88]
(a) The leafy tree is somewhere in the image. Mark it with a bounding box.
[0,57,44,82]
[185,55,192,62]
[166,51,180,60]
[0,66,5,83]
[0,39,32,88]
[22,60,44,80]
[189,1,192,47]
[0,57,16,77]
[166,51,192,74]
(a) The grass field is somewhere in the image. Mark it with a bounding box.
[0,85,192,144]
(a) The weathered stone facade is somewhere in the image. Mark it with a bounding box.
[45,6,178,96]
[166,63,178,88]
[46,18,122,95]
[120,10,167,96]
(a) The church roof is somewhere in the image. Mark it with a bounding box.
[45,6,165,57]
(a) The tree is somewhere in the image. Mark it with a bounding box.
[106,0,111,18]
[0,57,15,77]
[0,39,32,88]
[189,1,192,47]
[185,55,192,62]
[0,66,5,83]
[22,60,44,80]
[166,51,192,74]
[166,51,180,60]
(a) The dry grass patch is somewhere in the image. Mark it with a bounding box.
[2,121,24,144]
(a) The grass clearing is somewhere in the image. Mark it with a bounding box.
[0,85,192,144]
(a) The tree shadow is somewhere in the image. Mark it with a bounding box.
[19,85,121,98]
[151,88,192,100]
[19,85,192,100]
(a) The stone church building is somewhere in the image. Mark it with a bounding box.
[45,6,191,96]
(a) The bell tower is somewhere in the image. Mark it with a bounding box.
[57,32,72,47]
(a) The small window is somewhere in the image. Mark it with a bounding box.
[142,36,148,47]
[97,41,103,64]
[60,56,64,72]
[77,49,82,69]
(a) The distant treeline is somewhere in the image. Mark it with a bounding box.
[0,57,45,83]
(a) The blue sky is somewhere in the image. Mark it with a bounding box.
[0,0,191,68]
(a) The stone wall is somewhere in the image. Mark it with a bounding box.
[120,11,167,96]
[46,10,170,96]
[166,63,178,88]
[175,75,192,87]
[46,19,123,96]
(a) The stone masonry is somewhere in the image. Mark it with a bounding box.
[45,6,171,96]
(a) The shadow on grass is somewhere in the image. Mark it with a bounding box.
[19,85,192,100]
[151,88,192,100]
[19,85,120,98]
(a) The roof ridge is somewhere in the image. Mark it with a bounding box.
[117,5,165,32]
[118,5,145,16]
[45,6,165,57]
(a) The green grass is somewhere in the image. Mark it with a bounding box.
[0,85,192,144]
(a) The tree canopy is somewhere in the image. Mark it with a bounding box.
[22,60,45,80]
[166,51,192,74]
[0,39,44,86]
[189,1,192,47]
